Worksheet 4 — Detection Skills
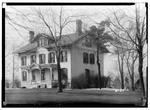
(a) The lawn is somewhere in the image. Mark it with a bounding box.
[4,88,145,107]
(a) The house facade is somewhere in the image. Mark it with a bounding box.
[15,20,104,88]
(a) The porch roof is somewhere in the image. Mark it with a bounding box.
[20,63,57,71]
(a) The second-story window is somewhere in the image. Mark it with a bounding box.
[39,54,45,64]
[60,51,67,62]
[90,54,95,64]
[48,52,55,63]
[31,55,36,64]
[83,52,88,64]
[21,56,26,66]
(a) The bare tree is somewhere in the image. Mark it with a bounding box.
[6,6,86,92]
[102,3,147,97]
[124,42,138,91]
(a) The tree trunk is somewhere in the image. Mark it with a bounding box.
[117,53,124,89]
[121,56,124,89]
[12,54,15,88]
[97,47,101,89]
[138,45,145,98]
[56,49,63,92]
[131,75,135,91]
[131,65,135,91]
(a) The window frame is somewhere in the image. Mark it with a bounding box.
[30,55,36,64]
[90,53,95,64]
[39,54,45,64]
[48,52,55,63]
[22,71,27,81]
[41,69,46,80]
[83,52,88,64]
[60,51,67,62]
[21,56,27,66]
[32,73,36,81]
[39,37,48,47]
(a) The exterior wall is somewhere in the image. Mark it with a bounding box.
[18,35,104,88]
[70,37,104,78]
[19,47,72,88]
[71,47,98,78]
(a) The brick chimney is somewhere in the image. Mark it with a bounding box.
[76,20,82,36]
[29,31,34,43]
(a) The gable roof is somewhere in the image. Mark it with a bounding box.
[15,33,86,54]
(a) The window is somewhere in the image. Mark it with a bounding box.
[39,54,45,64]
[41,69,45,80]
[32,73,36,81]
[39,38,48,47]
[60,51,67,62]
[84,37,92,47]
[22,71,27,81]
[31,55,36,64]
[90,54,95,64]
[61,68,68,80]
[83,52,88,64]
[48,52,55,63]
[21,56,26,66]
[52,68,58,80]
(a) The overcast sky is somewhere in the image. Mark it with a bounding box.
[5,3,147,81]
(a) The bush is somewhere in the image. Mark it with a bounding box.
[71,73,87,89]
[71,73,111,89]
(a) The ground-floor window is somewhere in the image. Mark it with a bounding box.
[41,69,45,80]
[61,68,68,80]
[22,71,27,81]
[52,69,58,80]
[32,73,36,81]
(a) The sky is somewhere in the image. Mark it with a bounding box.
[4,3,147,82]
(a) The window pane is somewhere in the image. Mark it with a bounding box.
[49,52,55,63]
[41,69,45,80]
[39,54,45,64]
[21,56,26,66]
[22,71,27,81]
[90,54,94,64]
[83,53,88,64]
[32,73,36,81]
[61,68,68,80]
[60,51,67,62]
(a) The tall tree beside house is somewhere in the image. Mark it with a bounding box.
[85,21,113,89]
[102,3,147,98]
[124,43,138,91]
[6,6,87,92]
[110,38,129,90]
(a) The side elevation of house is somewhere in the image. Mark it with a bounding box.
[15,20,104,88]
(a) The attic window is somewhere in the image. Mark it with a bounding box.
[84,37,92,47]
[39,38,48,47]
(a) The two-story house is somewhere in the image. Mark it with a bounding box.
[15,20,104,88]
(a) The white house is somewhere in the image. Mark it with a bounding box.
[15,20,104,88]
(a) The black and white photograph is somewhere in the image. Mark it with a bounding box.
[2,2,148,107]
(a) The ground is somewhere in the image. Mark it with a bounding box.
[3,88,146,107]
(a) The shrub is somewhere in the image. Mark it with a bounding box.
[71,73,111,89]
[71,73,87,89]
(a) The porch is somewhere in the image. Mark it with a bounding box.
[21,63,68,89]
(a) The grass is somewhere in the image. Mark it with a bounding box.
[4,88,144,107]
